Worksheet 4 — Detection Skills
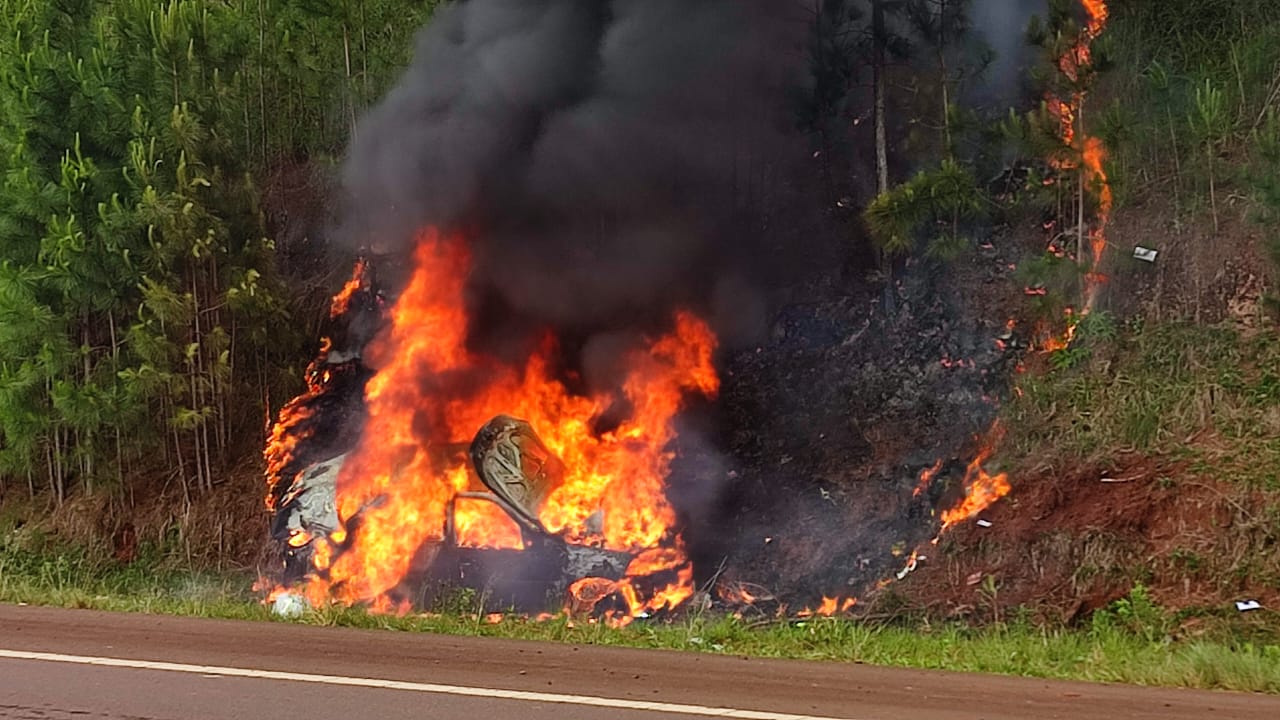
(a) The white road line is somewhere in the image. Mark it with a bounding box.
[0,649,856,720]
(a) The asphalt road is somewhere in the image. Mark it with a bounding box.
[1,604,1277,720]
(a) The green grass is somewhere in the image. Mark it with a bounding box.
[3,535,1280,694]
[1005,321,1280,486]
[997,322,1280,599]
[1105,4,1280,215]
[0,535,264,619]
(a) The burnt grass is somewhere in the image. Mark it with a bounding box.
[675,242,1027,609]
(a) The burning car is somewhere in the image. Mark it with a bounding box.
[272,414,634,610]
[264,234,717,622]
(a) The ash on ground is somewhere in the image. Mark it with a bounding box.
[682,247,1025,608]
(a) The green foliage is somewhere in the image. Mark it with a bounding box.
[246,0,441,158]
[792,0,862,138]
[1111,0,1280,71]
[863,157,984,257]
[794,0,995,205]
[1090,584,1170,644]
[0,0,440,501]
[1249,110,1280,307]
[1100,0,1280,236]
[1048,311,1117,370]
[1188,80,1230,145]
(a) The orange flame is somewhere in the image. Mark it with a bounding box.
[912,459,943,499]
[566,548,695,627]
[264,260,373,511]
[939,432,1011,532]
[1040,0,1111,345]
[716,581,761,606]
[329,258,369,318]
[292,229,718,613]
[796,595,856,618]
[1081,135,1112,313]
[263,398,317,511]
[1082,0,1109,33]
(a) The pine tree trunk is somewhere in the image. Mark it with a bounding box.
[258,0,268,163]
[190,273,204,493]
[45,441,56,505]
[172,418,191,510]
[1078,102,1087,307]
[359,0,369,99]
[1208,143,1219,234]
[81,322,93,495]
[222,316,235,458]
[109,312,124,489]
[1168,106,1182,215]
[53,428,65,505]
[938,0,952,157]
[211,255,227,461]
[940,59,951,155]
[344,23,356,138]
[874,60,888,190]
[872,0,893,312]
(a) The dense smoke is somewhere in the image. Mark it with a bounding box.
[342,0,806,352]
[969,0,1047,104]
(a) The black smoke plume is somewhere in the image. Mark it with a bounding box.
[341,0,808,351]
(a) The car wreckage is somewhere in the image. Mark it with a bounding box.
[271,413,634,609]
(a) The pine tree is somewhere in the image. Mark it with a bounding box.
[0,1,296,501]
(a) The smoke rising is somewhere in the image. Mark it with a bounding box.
[969,0,1047,103]
[342,0,805,350]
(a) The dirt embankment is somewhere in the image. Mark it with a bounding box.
[903,452,1279,622]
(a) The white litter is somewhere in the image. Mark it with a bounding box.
[1133,246,1158,262]
[1236,600,1262,612]
[895,554,925,581]
[976,519,993,528]
[272,592,310,618]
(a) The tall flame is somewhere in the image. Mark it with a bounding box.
[1044,0,1112,334]
[287,229,718,611]
[929,3,1116,549]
